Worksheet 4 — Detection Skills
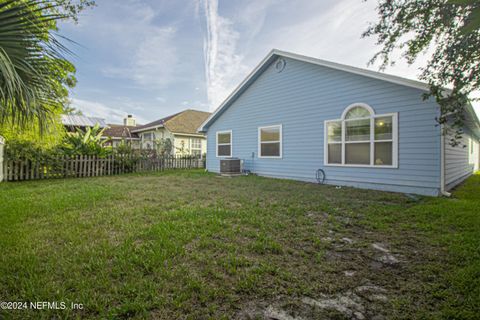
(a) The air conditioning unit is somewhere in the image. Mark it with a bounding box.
[220,158,241,175]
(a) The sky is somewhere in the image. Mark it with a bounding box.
[59,0,480,125]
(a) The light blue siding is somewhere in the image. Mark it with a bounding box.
[206,57,442,196]
[445,128,477,190]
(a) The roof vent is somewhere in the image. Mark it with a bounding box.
[275,58,286,72]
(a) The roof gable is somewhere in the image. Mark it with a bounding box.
[198,49,437,132]
[164,110,211,135]
[133,109,210,134]
[102,125,139,139]
[131,111,182,132]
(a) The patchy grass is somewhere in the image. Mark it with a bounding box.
[0,170,478,319]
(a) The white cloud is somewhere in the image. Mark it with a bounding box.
[98,2,179,89]
[200,0,251,110]
[103,27,178,88]
[266,1,433,82]
[196,0,388,111]
[269,1,379,66]
[235,0,275,41]
[470,91,480,118]
[65,0,480,121]
[71,98,147,124]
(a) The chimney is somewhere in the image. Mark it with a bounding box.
[124,114,136,126]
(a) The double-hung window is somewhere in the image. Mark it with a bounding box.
[143,132,155,141]
[258,125,282,158]
[191,138,202,157]
[216,131,232,157]
[325,103,398,167]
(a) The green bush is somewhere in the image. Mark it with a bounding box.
[61,124,112,157]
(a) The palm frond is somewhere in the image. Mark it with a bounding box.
[0,0,71,131]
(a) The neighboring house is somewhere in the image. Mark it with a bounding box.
[132,109,210,156]
[61,114,108,132]
[62,114,141,148]
[102,125,140,148]
[102,115,141,148]
[199,49,480,196]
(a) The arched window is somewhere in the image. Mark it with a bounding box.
[324,103,398,167]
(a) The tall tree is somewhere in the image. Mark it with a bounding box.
[0,0,93,132]
[363,0,480,145]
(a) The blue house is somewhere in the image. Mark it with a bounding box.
[198,50,480,196]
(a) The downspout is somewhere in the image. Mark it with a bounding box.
[440,124,451,197]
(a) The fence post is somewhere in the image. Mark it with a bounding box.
[0,136,4,182]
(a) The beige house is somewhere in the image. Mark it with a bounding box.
[132,109,210,156]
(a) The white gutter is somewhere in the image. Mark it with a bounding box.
[131,124,163,133]
[440,124,451,197]
[172,132,206,138]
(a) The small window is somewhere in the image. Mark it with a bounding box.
[191,139,202,157]
[216,131,232,157]
[259,125,282,158]
[190,138,202,151]
[191,138,202,150]
[143,132,155,140]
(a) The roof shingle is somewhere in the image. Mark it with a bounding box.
[102,125,139,139]
[133,109,210,134]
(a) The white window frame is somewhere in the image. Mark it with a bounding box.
[258,124,283,159]
[143,132,155,141]
[324,103,398,168]
[216,130,232,157]
[190,138,202,151]
[190,138,202,157]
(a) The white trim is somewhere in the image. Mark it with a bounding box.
[323,164,398,169]
[106,137,141,141]
[323,121,328,165]
[275,49,435,91]
[468,138,474,164]
[190,137,202,154]
[216,130,232,157]
[324,105,398,168]
[131,124,163,133]
[440,124,451,196]
[258,124,283,159]
[172,132,206,138]
[198,51,275,133]
[198,48,440,132]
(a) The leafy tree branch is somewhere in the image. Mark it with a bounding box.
[363,0,480,146]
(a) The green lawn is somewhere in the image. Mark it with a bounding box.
[0,170,478,319]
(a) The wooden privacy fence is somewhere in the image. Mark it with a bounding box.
[3,155,205,182]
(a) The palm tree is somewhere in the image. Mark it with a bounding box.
[0,0,70,131]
